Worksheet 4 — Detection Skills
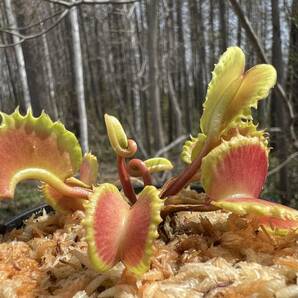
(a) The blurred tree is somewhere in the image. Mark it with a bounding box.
[176,0,190,133]
[69,2,89,153]
[219,0,228,52]
[147,0,165,152]
[271,0,289,204]
[40,19,59,120]
[3,0,31,110]
[287,0,298,116]
[0,0,297,198]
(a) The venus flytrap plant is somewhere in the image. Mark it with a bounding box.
[104,113,173,202]
[0,108,171,276]
[0,108,98,212]
[169,46,298,235]
[127,158,174,186]
[82,114,173,276]
[42,152,99,212]
[84,183,163,276]
[1,46,298,279]
[162,46,276,198]
[79,152,99,186]
[200,135,298,235]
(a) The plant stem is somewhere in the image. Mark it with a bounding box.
[117,139,138,158]
[161,143,210,198]
[10,168,91,199]
[117,156,137,204]
[127,159,152,186]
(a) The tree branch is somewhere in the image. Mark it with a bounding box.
[0,9,69,48]
[155,135,188,156]
[268,152,298,176]
[1,9,65,31]
[43,0,138,8]
[0,0,138,48]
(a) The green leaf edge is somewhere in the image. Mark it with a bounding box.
[0,108,82,174]
[221,117,268,147]
[83,184,163,276]
[127,185,163,276]
[104,114,128,154]
[41,183,69,214]
[220,64,276,136]
[260,221,298,236]
[212,198,298,221]
[144,158,174,173]
[83,183,123,272]
[180,135,199,164]
[200,46,245,135]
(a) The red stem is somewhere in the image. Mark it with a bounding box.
[161,143,210,198]
[127,159,152,186]
[118,139,138,158]
[117,156,137,204]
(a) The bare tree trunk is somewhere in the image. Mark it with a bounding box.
[0,35,18,107]
[198,1,207,86]
[3,0,31,110]
[258,0,269,128]
[219,0,228,52]
[16,2,44,116]
[287,0,298,110]
[70,3,89,153]
[95,12,108,121]
[167,71,183,136]
[176,1,190,133]
[135,1,151,154]
[209,0,216,68]
[40,21,58,120]
[229,0,268,63]
[230,0,298,150]
[147,0,165,151]
[237,0,242,46]
[271,0,289,204]
[164,3,183,139]
[189,0,198,106]
[126,4,142,137]
[79,8,103,123]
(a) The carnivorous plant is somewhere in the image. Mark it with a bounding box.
[1,47,298,277]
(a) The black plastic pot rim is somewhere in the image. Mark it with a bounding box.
[0,203,54,235]
[0,184,204,235]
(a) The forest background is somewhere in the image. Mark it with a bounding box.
[0,0,298,221]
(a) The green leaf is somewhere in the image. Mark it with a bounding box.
[181,133,207,165]
[221,117,268,147]
[104,114,128,154]
[180,135,198,164]
[200,47,245,138]
[144,157,173,173]
[190,133,208,163]
[212,198,298,221]
[199,47,276,146]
